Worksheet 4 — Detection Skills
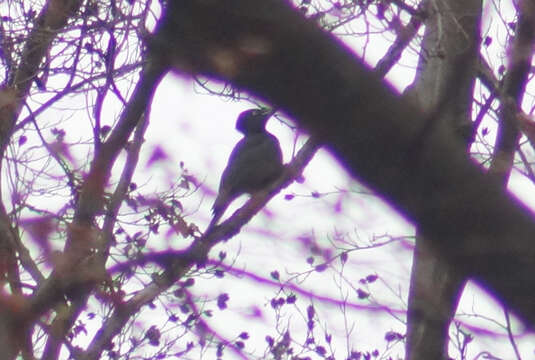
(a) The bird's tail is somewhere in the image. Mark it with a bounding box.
[207,210,222,231]
[206,195,227,231]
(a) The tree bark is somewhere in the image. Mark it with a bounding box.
[405,0,482,358]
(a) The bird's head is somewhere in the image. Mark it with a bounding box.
[236,108,275,134]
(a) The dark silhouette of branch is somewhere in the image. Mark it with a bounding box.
[405,0,482,358]
[0,1,84,358]
[488,0,535,184]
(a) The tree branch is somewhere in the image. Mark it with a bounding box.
[374,0,427,78]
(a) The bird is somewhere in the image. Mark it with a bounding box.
[209,108,284,228]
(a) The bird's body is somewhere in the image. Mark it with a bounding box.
[210,108,283,227]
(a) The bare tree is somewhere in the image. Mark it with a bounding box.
[152,0,535,356]
[1,0,535,359]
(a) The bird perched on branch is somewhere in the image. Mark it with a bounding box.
[209,108,283,228]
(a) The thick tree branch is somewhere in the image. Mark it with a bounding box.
[405,0,482,358]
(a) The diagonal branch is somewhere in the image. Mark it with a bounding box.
[374,0,427,78]
[0,2,83,359]
[487,0,535,185]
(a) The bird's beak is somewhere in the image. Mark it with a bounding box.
[260,107,276,117]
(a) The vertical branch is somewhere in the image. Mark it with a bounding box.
[405,0,482,358]
[488,0,535,184]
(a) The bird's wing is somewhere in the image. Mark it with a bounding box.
[210,134,283,224]
[220,134,282,193]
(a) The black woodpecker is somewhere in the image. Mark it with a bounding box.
[209,108,284,228]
